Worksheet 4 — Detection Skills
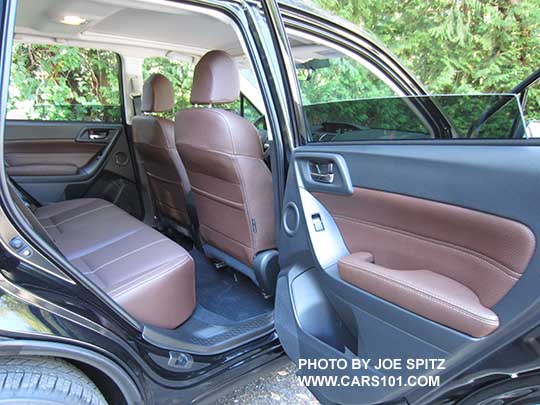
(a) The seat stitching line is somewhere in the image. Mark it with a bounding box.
[191,186,244,210]
[67,227,146,260]
[334,214,521,279]
[44,204,113,228]
[342,259,499,324]
[35,199,97,220]
[108,255,190,297]
[86,238,169,274]
[200,224,252,249]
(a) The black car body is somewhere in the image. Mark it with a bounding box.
[0,0,540,404]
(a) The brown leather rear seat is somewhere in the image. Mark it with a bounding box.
[34,198,195,329]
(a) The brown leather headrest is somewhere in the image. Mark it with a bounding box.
[141,74,175,112]
[190,50,239,105]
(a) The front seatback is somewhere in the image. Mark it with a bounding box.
[132,74,192,231]
[175,51,275,267]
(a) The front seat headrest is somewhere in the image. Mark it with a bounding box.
[190,50,240,105]
[141,73,175,113]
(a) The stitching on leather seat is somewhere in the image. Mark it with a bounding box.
[335,215,521,280]
[200,224,252,249]
[67,226,146,260]
[342,258,499,325]
[87,238,169,274]
[44,203,113,228]
[108,255,190,297]
[192,185,244,210]
[35,199,102,219]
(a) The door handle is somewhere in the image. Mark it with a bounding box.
[310,162,334,183]
[89,133,107,140]
[88,129,110,141]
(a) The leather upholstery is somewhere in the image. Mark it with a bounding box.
[315,187,535,337]
[190,50,240,105]
[133,75,192,230]
[5,139,104,176]
[176,50,275,267]
[339,252,500,337]
[315,188,535,307]
[176,109,275,266]
[141,73,175,112]
[34,198,195,329]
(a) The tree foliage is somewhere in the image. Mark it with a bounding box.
[8,44,120,121]
[142,57,195,112]
[311,0,540,119]
[6,1,540,122]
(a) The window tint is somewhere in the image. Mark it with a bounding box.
[291,43,430,141]
[524,80,540,138]
[7,44,121,122]
[241,95,266,130]
[291,37,526,141]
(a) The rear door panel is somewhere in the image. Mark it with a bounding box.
[5,120,141,217]
[276,143,540,404]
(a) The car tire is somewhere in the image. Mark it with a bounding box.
[0,356,107,405]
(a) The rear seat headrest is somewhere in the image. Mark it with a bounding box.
[190,50,240,105]
[141,73,175,113]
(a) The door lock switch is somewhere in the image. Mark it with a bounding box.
[312,214,325,232]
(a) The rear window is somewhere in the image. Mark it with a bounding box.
[7,44,122,122]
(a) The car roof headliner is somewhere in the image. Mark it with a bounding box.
[14,0,337,64]
[14,0,243,58]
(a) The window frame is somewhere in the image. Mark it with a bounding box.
[6,43,126,124]
[279,6,457,144]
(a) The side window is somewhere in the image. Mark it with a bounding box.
[290,34,527,141]
[291,38,431,142]
[7,43,121,122]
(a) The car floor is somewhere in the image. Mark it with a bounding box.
[154,229,274,353]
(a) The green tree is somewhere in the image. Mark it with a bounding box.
[311,0,540,119]
[8,44,120,121]
[142,57,195,113]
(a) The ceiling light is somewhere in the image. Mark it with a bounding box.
[60,15,87,26]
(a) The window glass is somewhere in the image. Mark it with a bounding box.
[7,44,121,122]
[242,96,266,130]
[290,39,430,141]
[291,36,526,141]
[524,80,540,137]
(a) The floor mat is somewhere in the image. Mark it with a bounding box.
[190,248,273,322]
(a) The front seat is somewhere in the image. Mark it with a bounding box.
[175,50,278,293]
[132,74,194,237]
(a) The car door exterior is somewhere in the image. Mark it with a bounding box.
[262,1,540,404]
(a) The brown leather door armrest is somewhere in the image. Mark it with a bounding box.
[7,164,78,176]
[338,252,499,337]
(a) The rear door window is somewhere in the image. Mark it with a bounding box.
[7,43,122,122]
[289,33,526,141]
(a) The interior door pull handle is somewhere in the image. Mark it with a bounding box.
[311,172,334,183]
[89,133,107,140]
[311,162,334,183]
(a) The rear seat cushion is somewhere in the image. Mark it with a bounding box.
[35,198,195,329]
